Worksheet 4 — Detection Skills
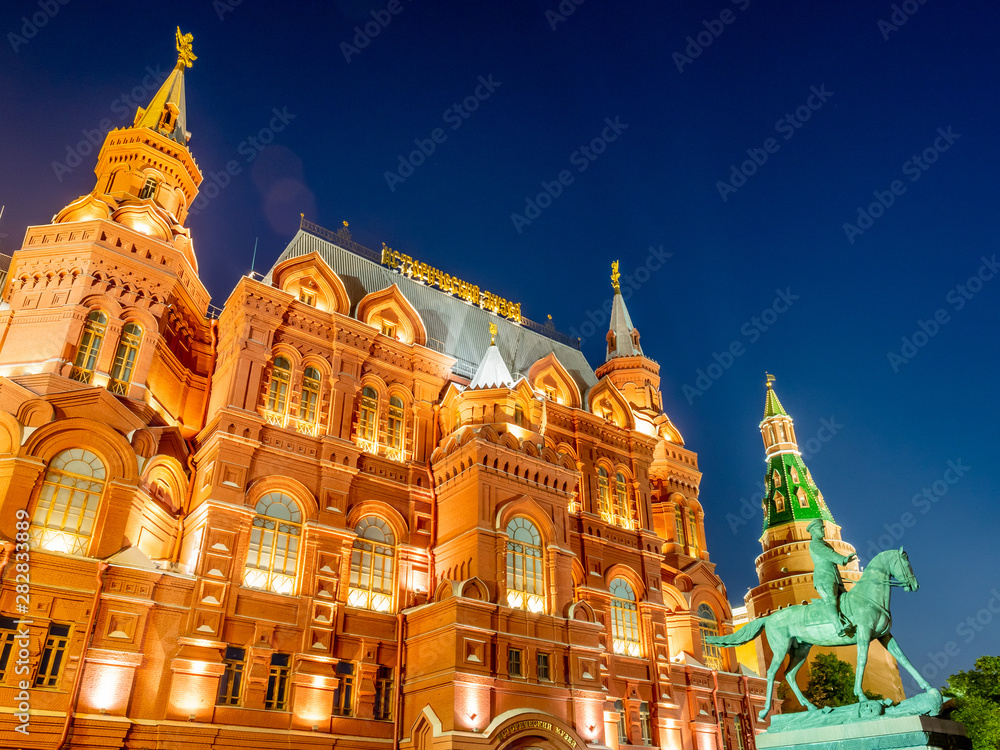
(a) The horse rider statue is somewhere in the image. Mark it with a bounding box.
[808,519,856,636]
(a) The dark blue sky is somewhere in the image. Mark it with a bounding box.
[2,1,997,689]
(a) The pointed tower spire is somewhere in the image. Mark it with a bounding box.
[134,27,195,145]
[605,260,643,361]
[759,376,834,534]
[468,322,514,389]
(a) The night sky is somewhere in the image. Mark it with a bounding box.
[1,1,997,692]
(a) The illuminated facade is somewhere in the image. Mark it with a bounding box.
[0,33,770,750]
[743,380,904,705]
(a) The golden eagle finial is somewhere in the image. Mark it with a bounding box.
[611,260,621,293]
[489,321,498,346]
[175,27,197,69]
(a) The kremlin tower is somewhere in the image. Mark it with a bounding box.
[743,377,904,704]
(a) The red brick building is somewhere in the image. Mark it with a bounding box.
[0,35,770,750]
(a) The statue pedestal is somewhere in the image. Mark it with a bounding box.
[757,715,970,750]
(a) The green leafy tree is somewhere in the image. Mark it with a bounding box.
[802,652,885,708]
[945,656,1000,750]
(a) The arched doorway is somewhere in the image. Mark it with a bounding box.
[492,714,587,750]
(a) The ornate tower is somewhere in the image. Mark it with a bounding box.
[0,29,212,435]
[744,376,904,703]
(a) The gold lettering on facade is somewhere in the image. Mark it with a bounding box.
[495,719,577,747]
[381,245,522,322]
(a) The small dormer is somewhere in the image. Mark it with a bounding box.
[270,251,351,315]
[356,284,427,346]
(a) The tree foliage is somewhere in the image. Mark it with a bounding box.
[945,656,1000,750]
[802,652,885,708]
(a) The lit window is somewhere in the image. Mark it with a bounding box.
[138,176,157,200]
[243,492,302,595]
[597,468,612,521]
[732,714,747,750]
[772,468,781,486]
[349,517,395,612]
[298,286,316,306]
[217,646,246,705]
[333,661,354,716]
[698,604,723,670]
[34,623,71,688]
[674,506,686,547]
[797,487,809,509]
[537,652,550,681]
[505,517,544,613]
[453,408,461,432]
[264,653,290,711]
[267,356,292,415]
[687,510,699,553]
[380,319,397,339]
[610,577,642,656]
[386,396,404,452]
[790,466,800,484]
[774,492,786,513]
[615,472,633,529]
[508,648,522,677]
[109,322,142,394]
[640,702,653,746]
[0,618,15,681]
[70,310,108,383]
[30,448,106,555]
[300,366,321,424]
[514,402,524,427]
[374,666,393,721]
[615,700,628,744]
[357,386,378,444]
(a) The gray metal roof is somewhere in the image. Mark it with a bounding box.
[265,230,599,394]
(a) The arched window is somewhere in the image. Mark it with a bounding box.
[610,577,642,656]
[243,492,301,595]
[29,449,106,555]
[300,366,322,424]
[71,311,108,383]
[774,491,786,514]
[386,396,405,454]
[266,357,291,416]
[505,517,544,613]
[698,604,723,670]
[357,386,378,446]
[514,402,524,427]
[597,468,612,521]
[614,472,633,529]
[349,517,395,612]
[138,176,157,200]
[674,505,686,547]
[109,322,142,394]
[687,510,699,554]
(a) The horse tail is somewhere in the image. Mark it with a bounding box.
[705,615,767,647]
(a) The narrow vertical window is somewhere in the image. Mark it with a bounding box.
[243,492,302,595]
[453,408,461,432]
[34,623,71,688]
[537,652,550,681]
[698,604,723,671]
[732,714,747,750]
[615,700,628,744]
[639,702,653,746]
[0,618,16,681]
[138,176,157,200]
[71,310,108,383]
[597,468,612,522]
[109,322,142,394]
[333,661,354,716]
[30,448,106,555]
[774,491,786,513]
[385,395,404,458]
[674,506,686,547]
[300,366,321,424]
[349,517,395,612]
[610,577,642,656]
[264,653,290,710]
[373,666,393,720]
[514,402,524,427]
[505,517,544,613]
[217,646,246,705]
[266,356,291,416]
[615,472,632,529]
[687,510,699,553]
[357,386,378,445]
[507,648,522,677]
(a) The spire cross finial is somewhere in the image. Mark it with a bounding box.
[611,260,621,293]
[766,372,776,388]
[175,27,197,69]
[489,321,498,346]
